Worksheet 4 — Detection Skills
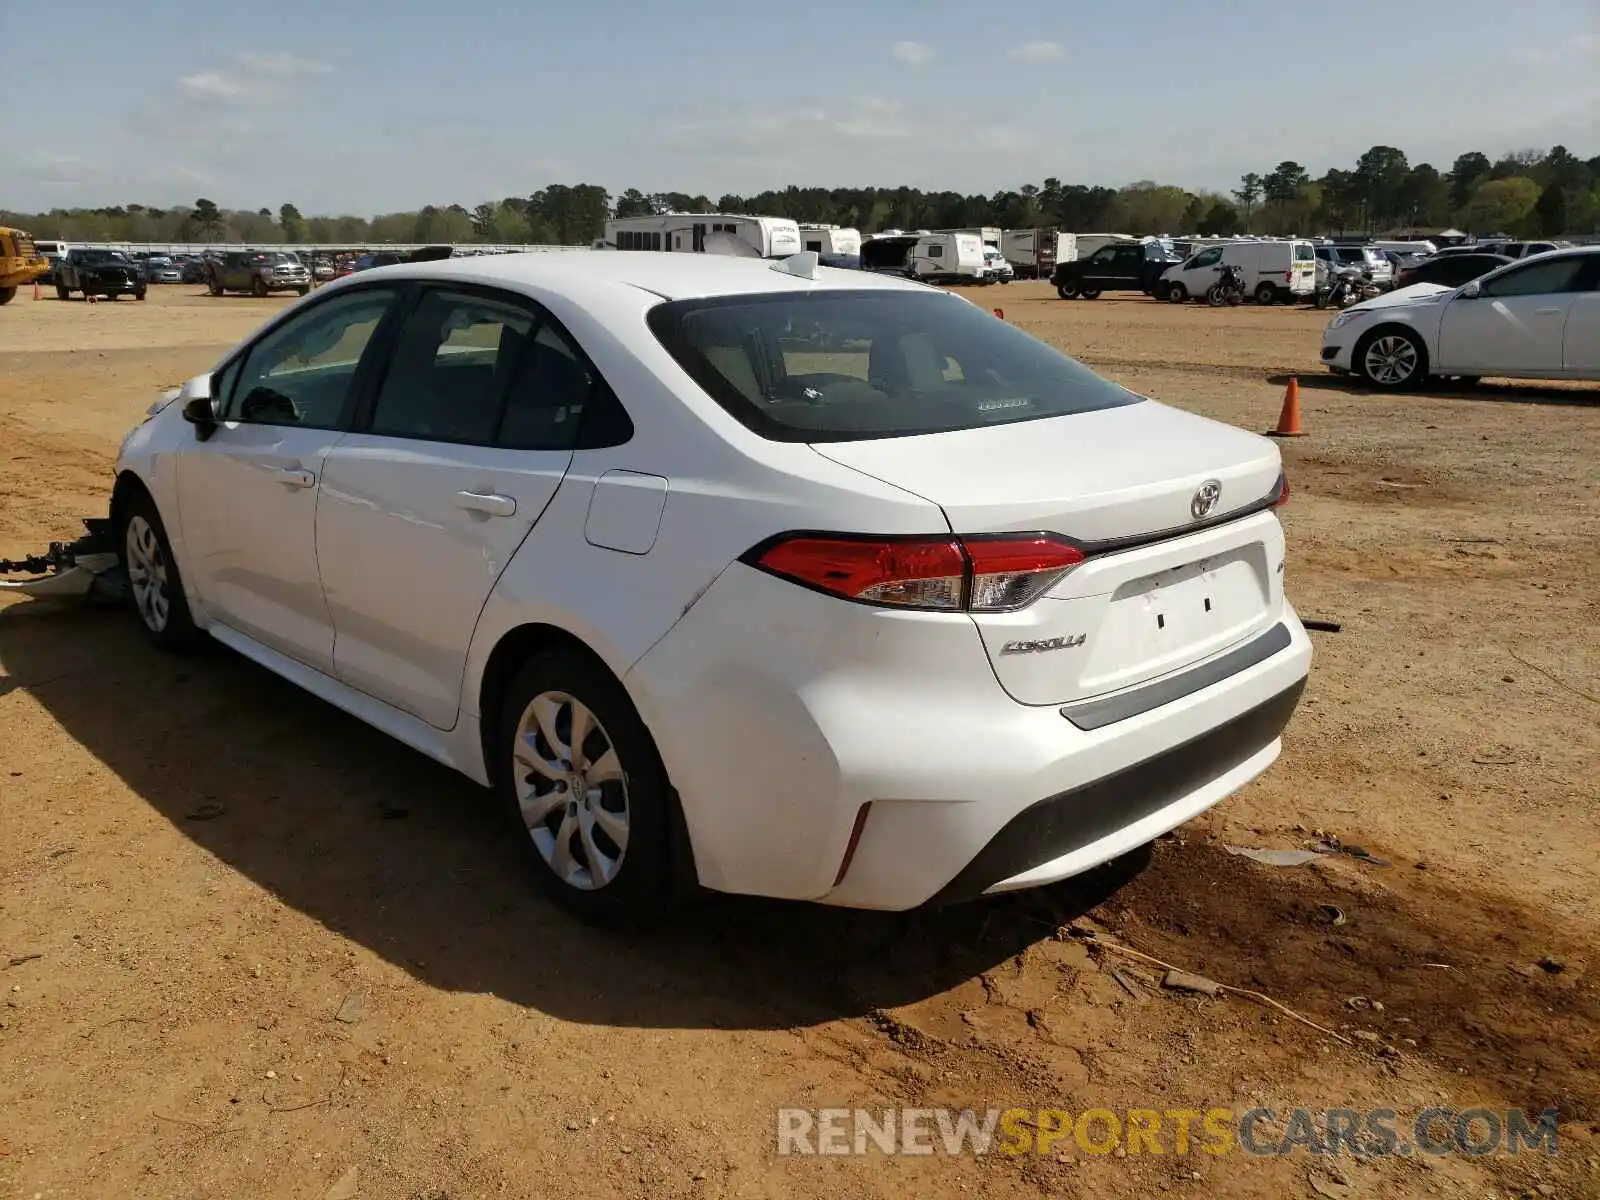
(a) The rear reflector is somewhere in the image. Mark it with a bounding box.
[747,532,1083,612]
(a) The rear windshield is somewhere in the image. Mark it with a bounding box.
[647,290,1141,443]
[1293,243,1315,261]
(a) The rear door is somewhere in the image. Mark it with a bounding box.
[1436,255,1589,375]
[314,285,603,728]
[1561,257,1600,376]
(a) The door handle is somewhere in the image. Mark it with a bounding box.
[453,490,517,517]
[273,467,316,489]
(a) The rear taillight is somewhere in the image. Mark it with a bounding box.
[747,533,1084,612]
[1273,472,1290,507]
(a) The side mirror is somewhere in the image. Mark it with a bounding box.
[1459,281,1482,299]
[182,394,218,440]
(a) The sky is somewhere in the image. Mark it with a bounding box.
[3,0,1596,216]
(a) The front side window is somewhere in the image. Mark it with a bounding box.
[1480,256,1589,298]
[227,287,398,427]
[648,290,1141,443]
[1191,247,1224,268]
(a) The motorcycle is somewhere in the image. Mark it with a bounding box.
[1315,267,1378,309]
[1206,263,1246,307]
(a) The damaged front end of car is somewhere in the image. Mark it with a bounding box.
[0,518,127,601]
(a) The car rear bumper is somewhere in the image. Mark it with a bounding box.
[627,564,1312,910]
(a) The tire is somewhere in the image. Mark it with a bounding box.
[1355,327,1427,391]
[0,286,16,305]
[207,274,223,297]
[1166,283,1188,304]
[1206,284,1227,307]
[118,489,202,651]
[1056,280,1080,299]
[251,276,268,298]
[1254,283,1278,306]
[56,284,70,301]
[296,286,310,296]
[135,288,147,301]
[1079,286,1102,299]
[495,648,680,925]
[1153,281,1171,301]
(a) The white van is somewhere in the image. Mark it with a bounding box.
[1160,239,1317,304]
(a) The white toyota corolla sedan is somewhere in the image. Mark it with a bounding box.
[1319,245,1600,390]
[112,250,1311,921]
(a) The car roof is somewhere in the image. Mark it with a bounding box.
[351,250,936,302]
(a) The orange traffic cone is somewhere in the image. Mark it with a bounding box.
[1266,376,1305,437]
[993,308,1004,319]
[32,279,42,300]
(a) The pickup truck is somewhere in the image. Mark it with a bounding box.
[1051,240,1180,299]
[206,250,312,297]
[56,249,146,301]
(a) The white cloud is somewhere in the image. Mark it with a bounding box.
[890,40,935,65]
[236,52,331,78]
[1510,30,1599,66]
[177,52,331,105]
[1008,40,1064,64]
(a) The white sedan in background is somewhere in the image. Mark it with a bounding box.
[1321,246,1600,389]
[111,251,1310,922]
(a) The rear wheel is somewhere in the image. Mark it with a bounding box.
[207,274,223,296]
[119,491,201,651]
[135,288,147,301]
[1079,286,1102,299]
[496,649,680,925]
[251,276,268,298]
[1254,282,1278,305]
[1355,328,1427,390]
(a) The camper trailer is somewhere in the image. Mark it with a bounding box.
[602,213,802,258]
[798,225,863,257]
[859,232,992,283]
[1000,228,1075,279]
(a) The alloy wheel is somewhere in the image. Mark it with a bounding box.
[513,691,630,891]
[1363,335,1419,386]
[125,515,170,633]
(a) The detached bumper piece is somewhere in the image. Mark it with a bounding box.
[0,518,127,602]
[927,679,1306,905]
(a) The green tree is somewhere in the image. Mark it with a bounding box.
[1353,145,1409,228]
[192,197,222,241]
[1448,152,1492,210]
[279,203,307,242]
[1463,177,1542,232]
[1231,173,1263,231]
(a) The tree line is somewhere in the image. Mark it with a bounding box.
[6,144,1595,247]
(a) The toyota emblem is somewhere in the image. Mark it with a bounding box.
[1191,479,1222,520]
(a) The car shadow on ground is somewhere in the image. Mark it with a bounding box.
[0,601,1147,1032]
[1270,371,1599,406]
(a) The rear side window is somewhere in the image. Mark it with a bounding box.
[648,289,1141,443]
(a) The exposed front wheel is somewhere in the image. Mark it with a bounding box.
[496,649,682,925]
[0,286,16,305]
[1166,283,1188,303]
[1355,328,1427,390]
[1206,284,1228,307]
[119,492,202,650]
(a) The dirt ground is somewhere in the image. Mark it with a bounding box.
[2,282,1597,1200]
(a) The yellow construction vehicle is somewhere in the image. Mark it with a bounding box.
[0,227,51,304]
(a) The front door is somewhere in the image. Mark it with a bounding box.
[176,286,401,672]
[1436,255,1589,375]
[316,286,594,728]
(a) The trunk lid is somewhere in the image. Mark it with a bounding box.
[812,401,1289,706]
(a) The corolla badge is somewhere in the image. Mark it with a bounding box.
[1000,634,1086,655]
[1191,479,1223,520]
